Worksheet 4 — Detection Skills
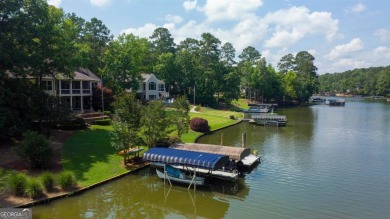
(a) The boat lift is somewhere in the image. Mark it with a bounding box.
[143,148,230,190]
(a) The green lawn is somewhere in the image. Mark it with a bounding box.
[180,108,243,143]
[196,107,244,119]
[61,125,140,187]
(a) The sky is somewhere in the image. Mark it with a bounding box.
[47,0,390,74]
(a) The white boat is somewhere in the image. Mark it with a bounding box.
[171,165,239,181]
[156,165,205,186]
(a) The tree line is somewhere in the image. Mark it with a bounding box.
[318,66,390,97]
[1,0,320,139]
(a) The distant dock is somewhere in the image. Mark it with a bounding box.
[251,114,287,126]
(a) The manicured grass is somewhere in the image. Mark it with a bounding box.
[61,125,142,187]
[196,107,244,119]
[180,110,242,143]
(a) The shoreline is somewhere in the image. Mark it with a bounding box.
[3,108,244,208]
[17,164,150,208]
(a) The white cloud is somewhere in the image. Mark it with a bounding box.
[90,0,111,7]
[345,3,366,13]
[47,0,61,7]
[261,48,289,69]
[165,15,183,24]
[121,23,158,37]
[328,58,369,73]
[263,6,339,48]
[183,0,197,11]
[264,29,304,48]
[373,46,390,59]
[199,0,263,22]
[375,28,390,42]
[308,49,317,56]
[325,38,364,60]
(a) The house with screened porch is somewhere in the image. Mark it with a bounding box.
[40,68,101,112]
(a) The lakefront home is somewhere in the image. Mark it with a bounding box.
[37,68,101,112]
[134,73,169,101]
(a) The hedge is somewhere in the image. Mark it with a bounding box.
[94,119,111,126]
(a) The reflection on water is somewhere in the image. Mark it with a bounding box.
[33,99,390,218]
[33,168,250,219]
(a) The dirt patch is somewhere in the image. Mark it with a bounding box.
[0,129,75,207]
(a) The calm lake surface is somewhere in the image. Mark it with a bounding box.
[33,98,390,219]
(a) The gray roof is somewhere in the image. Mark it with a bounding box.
[7,68,101,82]
[141,73,164,84]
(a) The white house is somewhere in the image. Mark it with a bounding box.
[136,73,169,101]
[40,68,101,111]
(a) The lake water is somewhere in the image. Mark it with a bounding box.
[33,98,390,218]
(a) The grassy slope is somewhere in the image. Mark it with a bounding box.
[180,106,244,143]
[61,125,132,187]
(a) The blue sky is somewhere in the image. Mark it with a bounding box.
[48,0,390,74]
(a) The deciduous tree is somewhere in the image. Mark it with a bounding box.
[172,96,190,138]
[141,101,172,149]
[111,94,141,164]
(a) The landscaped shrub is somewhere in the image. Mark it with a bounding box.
[194,105,201,111]
[15,131,53,169]
[55,117,87,130]
[94,119,111,126]
[190,117,210,133]
[229,115,235,120]
[103,111,111,117]
[25,178,43,199]
[40,172,55,191]
[57,171,76,190]
[8,173,28,196]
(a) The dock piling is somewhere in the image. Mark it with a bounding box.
[242,133,246,148]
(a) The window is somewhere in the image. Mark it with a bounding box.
[149,95,156,100]
[61,81,70,94]
[159,84,165,91]
[72,81,81,94]
[82,81,90,94]
[41,81,53,90]
[149,82,156,90]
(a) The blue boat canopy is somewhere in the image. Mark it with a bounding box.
[142,148,230,170]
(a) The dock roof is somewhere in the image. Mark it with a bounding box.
[142,148,230,170]
[170,143,250,161]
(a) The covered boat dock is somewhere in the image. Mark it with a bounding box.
[142,147,230,170]
[170,142,260,168]
[142,148,238,181]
